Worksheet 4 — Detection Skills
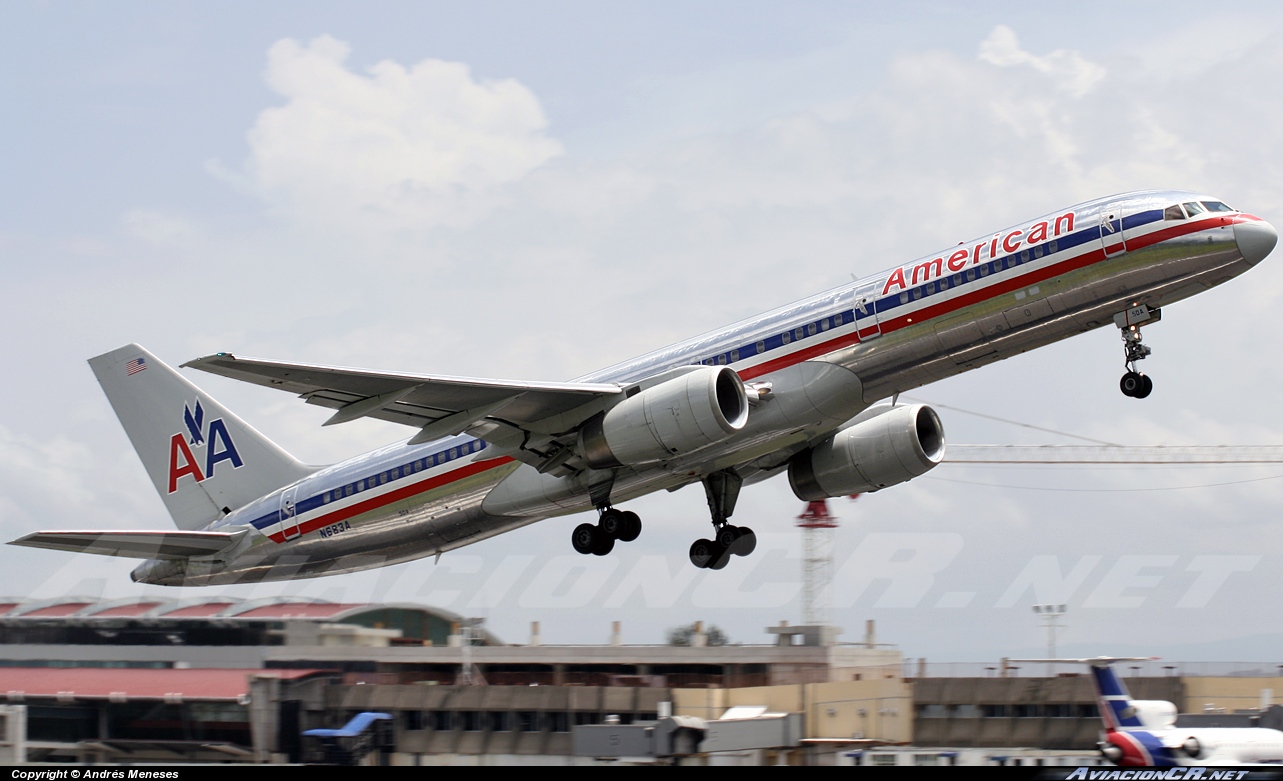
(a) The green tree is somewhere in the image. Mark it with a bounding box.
[666,622,729,646]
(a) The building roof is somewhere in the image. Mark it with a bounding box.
[0,667,329,702]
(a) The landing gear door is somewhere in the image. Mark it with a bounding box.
[280,485,301,541]
[854,279,883,341]
[1100,210,1128,258]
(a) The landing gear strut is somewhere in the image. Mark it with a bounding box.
[1116,306,1158,399]
[571,506,642,557]
[689,470,757,570]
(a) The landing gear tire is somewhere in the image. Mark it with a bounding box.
[689,539,716,569]
[731,527,757,557]
[707,545,729,570]
[617,511,642,542]
[598,508,625,538]
[1120,371,1152,398]
[715,525,741,549]
[572,523,599,555]
[592,535,615,556]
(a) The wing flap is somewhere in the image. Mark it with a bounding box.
[9,530,246,560]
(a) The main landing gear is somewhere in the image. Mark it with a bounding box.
[571,506,642,557]
[1116,306,1158,399]
[688,470,757,570]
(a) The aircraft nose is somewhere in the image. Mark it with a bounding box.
[1235,219,1278,265]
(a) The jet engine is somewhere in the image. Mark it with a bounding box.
[788,404,945,500]
[579,366,750,469]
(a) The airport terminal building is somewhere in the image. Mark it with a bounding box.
[0,596,1275,765]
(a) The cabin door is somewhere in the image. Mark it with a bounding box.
[280,485,301,541]
[854,280,883,340]
[1100,210,1128,258]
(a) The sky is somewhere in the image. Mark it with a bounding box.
[2,1,1283,664]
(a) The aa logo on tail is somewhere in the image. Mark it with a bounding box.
[167,400,244,493]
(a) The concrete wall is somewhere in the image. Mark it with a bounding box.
[671,678,913,744]
[1179,677,1283,714]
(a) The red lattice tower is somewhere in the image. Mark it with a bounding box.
[796,499,842,626]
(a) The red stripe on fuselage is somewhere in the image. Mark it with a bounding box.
[268,456,515,543]
[738,215,1246,382]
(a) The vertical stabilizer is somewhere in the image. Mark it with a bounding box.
[89,344,317,530]
[1090,663,1145,730]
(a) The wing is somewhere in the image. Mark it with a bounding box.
[182,352,624,469]
[9,529,247,559]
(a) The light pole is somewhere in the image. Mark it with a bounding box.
[1032,604,1067,677]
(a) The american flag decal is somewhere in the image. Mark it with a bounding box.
[125,357,147,376]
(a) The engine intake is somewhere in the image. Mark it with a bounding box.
[580,366,749,469]
[788,404,945,500]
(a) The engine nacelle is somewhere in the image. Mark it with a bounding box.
[788,404,945,500]
[1130,700,1177,729]
[580,366,750,469]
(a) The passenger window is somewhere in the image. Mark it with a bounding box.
[911,288,920,300]
[1164,205,1186,220]
[756,340,765,353]
[794,327,804,340]
[1033,245,1042,259]
[1202,201,1233,212]
[979,265,989,277]
[966,269,976,281]
[939,277,949,290]
[782,332,791,344]
[717,354,726,364]
[899,292,909,304]
[926,282,936,294]
[1020,250,1029,263]
[1182,201,1206,216]
[807,323,817,336]
[1049,240,1058,253]
[730,349,740,361]
[953,274,962,285]
[819,319,828,331]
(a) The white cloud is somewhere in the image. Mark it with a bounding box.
[978,25,1107,98]
[122,209,199,246]
[227,35,563,231]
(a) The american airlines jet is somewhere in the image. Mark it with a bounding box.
[10,190,1277,585]
[1016,658,1283,766]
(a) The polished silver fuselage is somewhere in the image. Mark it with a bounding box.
[134,190,1267,585]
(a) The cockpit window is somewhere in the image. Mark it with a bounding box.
[1201,201,1234,213]
[1164,205,1186,220]
[1182,201,1206,217]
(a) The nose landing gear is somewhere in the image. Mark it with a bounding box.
[1115,305,1160,399]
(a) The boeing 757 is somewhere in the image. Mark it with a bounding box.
[10,190,1277,585]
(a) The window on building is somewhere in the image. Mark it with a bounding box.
[870,754,897,766]
[516,711,539,732]
[460,711,481,731]
[982,704,1009,718]
[487,712,510,732]
[431,711,452,731]
[404,711,424,731]
[546,712,569,733]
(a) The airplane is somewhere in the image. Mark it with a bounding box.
[9,190,1277,586]
[1013,657,1283,766]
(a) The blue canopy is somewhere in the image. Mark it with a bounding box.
[303,711,393,738]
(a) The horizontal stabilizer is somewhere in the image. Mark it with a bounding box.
[1008,656,1159,669]
[8,529,246,560]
